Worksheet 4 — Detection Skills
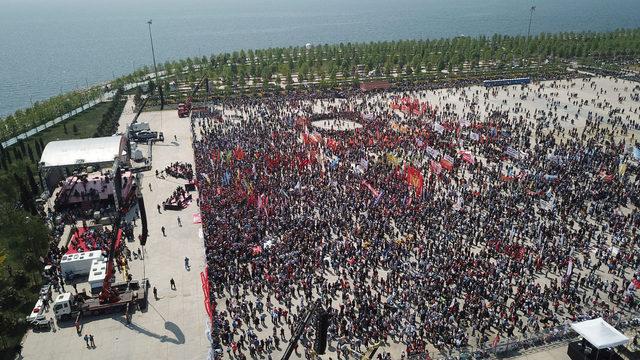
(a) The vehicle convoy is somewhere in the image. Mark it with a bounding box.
[178,97,192,118]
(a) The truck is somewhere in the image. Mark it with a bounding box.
[54,217,147,324]
[52,280,146,322]
[59,250,103,280]
[26,298,53,330]
[177,97,192,118]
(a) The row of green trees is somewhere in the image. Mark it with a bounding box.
[95,89,125,137]
[0,87,103,142]
[2,29,639,144]
[157,28,640,92]
[0,201,50,356]
[0,67,145,143]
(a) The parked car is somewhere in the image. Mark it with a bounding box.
[132,131,164,143]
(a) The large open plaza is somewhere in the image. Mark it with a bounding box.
[15,75,640,360]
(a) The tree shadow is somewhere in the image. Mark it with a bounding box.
[115,317,185,345]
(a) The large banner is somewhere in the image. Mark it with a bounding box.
[440,154,454,171]
[405,165,424,196]
[505,146,520,159]
[425,146,440,159]
[200,267,213,325]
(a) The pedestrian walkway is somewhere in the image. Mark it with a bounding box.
[21,108,208,360]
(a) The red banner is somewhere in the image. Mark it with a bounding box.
[200,267,213,324]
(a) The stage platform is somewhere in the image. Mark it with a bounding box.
[55,171,136,209]
[66,226,123,255]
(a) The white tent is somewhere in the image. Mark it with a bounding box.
[570,318,629,349]
[40,135,127,168]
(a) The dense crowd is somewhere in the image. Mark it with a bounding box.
[192,77,640,359]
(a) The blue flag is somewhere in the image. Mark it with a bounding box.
[221,170,231,186]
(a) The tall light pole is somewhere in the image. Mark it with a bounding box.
[527,6,536,39]
[147,20,159,80]
[147,19,164,113]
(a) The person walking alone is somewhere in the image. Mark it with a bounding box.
[170,278,176,290]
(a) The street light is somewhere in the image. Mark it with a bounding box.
[147,19,164,114]
[527,6,536,39]
[147,20,159,81]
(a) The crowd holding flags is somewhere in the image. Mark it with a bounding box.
[189,77,639,357]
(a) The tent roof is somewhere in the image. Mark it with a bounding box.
[40,136,126,168]
[571,318,629,349]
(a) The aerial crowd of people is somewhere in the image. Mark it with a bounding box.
[191,76,640,359]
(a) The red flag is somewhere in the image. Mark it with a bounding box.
[405,165,424,196]
[265,153,281,170]
[492,334,501,347]
[297,153,310,169]
[233,146,245,160]
[326,138,339,151]
[458,150,475,164]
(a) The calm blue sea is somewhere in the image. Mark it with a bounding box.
[1,0,639,117]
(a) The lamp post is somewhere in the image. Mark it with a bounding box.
[527,6,536,39]
[147,20,159,82]
[147,19,164,115]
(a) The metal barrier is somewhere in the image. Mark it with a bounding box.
[427,314,639,359]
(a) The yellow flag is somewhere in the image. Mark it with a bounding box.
[386,153,400,166]
[619,163,627,176]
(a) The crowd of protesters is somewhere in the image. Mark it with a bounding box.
[192,76,640,359]
[162,185,192,210]
[165,162,194,180]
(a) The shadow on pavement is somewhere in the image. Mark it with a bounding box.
[116,317,185,345]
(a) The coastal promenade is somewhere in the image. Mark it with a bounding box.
[1,82,145,149]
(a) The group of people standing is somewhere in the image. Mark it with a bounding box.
[191,76,640,359]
